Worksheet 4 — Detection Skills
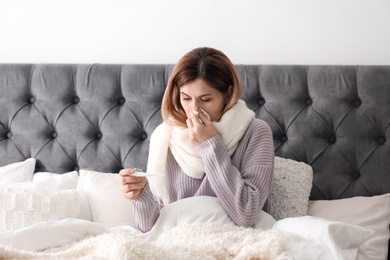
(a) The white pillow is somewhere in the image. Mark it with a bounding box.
[270,157,313,220]
[6,171,89,221]
[76,177,93,222]
[0,158,36,188]
[79,170,135,228]
[32,171,78,190]
[7,171,78,190]
[0,188,80,232]
[308,193,390,260]
[273,216,374,260]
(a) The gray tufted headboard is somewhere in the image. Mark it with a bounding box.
[1,64,389,200]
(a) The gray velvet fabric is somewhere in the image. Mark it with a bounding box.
[0,64,389,200]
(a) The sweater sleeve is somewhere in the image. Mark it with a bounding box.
[130,183,162,232]
[197,119,274,227]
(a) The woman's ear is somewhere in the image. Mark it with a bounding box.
[225,86,233,104]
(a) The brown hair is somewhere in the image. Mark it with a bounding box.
[161,47,242,127]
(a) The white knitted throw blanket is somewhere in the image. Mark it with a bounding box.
[147,100,255,205]
[0,223,290,260]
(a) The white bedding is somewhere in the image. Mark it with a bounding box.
[0,221,289,259]
[0,197,374,260]
[0,160,384,259]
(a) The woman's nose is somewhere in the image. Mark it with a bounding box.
[190,101,199,111]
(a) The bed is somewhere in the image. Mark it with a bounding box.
[0,64,389,259]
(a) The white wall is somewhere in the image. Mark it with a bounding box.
[1,0,390,65]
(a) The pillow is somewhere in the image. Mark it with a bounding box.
[79,170,135,228]
[308,193,390,260]
[32,171,78,190]
[270,156,313,220]
[0,188,80,232]
[76,176,93,222]
[273,216,374,260]
[0,158,36,188]
[6,171,79,190]
[6,170,89,221]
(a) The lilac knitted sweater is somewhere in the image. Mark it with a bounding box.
[131,118,274,233]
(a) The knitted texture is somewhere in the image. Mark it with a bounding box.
[0,188,80,232]
[270,157,313,220]
[0,223,290,259]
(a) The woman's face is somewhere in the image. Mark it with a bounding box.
[180,79,227,122]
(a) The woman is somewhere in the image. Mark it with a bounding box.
[120,47,274,233]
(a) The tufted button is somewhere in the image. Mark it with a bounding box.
[353,99,361,107]
[29,97,36,104]
[140,132,148,140]
[257,98,265,106]
[73,166,79,171]
[377,136,386,144]
[328,136,336,144]
[352,171,361,179]
[305,99,313,106]
[118,97,125,105]
[6,131,12,138]
[73,97,80,104]
[96,132,103,139]
[51,132,58,138]
[280,135,287,143]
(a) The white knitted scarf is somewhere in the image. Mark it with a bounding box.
[147,100,255,205]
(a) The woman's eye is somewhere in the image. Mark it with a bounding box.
[201,99,210,102]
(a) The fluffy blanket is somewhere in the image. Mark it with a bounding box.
[0,223,291,260]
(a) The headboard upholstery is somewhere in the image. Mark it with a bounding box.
[1,64,389,200]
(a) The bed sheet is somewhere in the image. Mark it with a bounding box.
[0,197,373,260]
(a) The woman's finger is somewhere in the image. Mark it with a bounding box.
[119,168,134,177]
[121,176,141,185]
[122,182,146,199]
[186,118,193,129]
[197,109,210,125]
[190,109,204,126]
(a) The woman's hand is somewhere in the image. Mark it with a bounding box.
[186,108,218,145]
[120,168,148,200]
